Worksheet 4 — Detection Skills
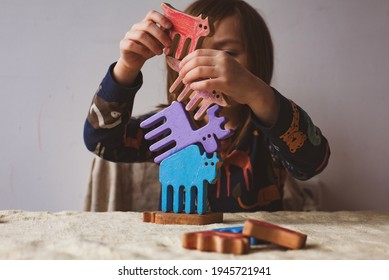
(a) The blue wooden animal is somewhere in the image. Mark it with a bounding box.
[159,144,220,214]
[213,226,266,245]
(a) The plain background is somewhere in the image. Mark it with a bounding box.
[0,0,388,211]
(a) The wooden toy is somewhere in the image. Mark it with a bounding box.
[143,211,223,225]
[242,219,307,250]
[159,145,220,214]
[182,230,250,255]
[213,226,265,245]
[166,56,229,120]
[161,3,214,59]
[140,101,233,163]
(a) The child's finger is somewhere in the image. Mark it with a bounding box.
[120,38,154,58]
[126,30,164,55]
[179,56,215,79]
[182,66,218,85]
[179,49,218,69]
[144,10,172,30]
[132,21,172,48]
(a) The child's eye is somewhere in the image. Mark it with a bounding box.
[225,50,238,57]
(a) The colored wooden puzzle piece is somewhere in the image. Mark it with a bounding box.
[242,219,307,250]
[166,56,229,120]
[213,226,266,245]
[159,145,220,214]
[140,101,232,163]
[186,89,229,120]
[182,230,250,255]
[161,3,214,59]
[143,211,223,225]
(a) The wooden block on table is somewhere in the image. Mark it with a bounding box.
[143,211,223,225]
[183,230,250,255]
[242,219,307,250]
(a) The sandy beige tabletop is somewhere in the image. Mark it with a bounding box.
[0,210,388,259]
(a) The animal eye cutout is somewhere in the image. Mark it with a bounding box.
[211,162,215,166]
[204,162,208,166]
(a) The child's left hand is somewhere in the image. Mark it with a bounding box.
[178,49,278,126]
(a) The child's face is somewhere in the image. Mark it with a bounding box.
[202,14,248,69]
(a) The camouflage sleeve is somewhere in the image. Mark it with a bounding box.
[252,88,330,180]
[83,63,154,163]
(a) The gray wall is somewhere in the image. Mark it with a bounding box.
[1,0,388,211]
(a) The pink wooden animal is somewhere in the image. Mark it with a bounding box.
[161,3,214,59]
[166,56,229,120]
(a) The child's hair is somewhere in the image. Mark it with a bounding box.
[165,0,274,154]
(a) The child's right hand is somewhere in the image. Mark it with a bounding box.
[113,11,172,86]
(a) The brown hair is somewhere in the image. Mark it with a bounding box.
[165,0,274,154]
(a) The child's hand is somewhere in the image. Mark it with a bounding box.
[113,11,172,86]
[178,49,278,126]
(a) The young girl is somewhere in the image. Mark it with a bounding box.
[84,0,330,212]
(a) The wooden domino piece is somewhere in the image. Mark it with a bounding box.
[143,211,223,225]
[183,230,250,255]
[242,219,307,250]
[161,3,214,59]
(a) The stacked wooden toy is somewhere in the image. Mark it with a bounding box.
[141,3,308,254]
[141,3,232,225]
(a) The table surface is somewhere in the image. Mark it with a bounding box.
[0,210,388,259]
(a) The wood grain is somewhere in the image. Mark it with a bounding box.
[243,219,307,249]
[143,211,223,225]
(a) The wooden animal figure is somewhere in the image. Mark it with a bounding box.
[159,145,220,214]
[140,101,233,164]
[242,219,307,250]
[183,230,250,255]
[161,3,214,59]
[166,56,229,120]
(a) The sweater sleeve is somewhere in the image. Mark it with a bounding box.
[251,88,330,180]
[83,62,155,163]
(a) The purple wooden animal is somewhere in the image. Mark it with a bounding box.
[166,56,229,120]
[161,3,214,59]
[139,101,232,164]
[160,144,220,214]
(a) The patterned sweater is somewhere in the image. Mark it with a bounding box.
[84,63,330,212]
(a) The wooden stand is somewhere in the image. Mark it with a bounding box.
[143,211,223,225]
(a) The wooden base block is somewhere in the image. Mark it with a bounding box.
[143,211,223,225]
[242,219,307,250]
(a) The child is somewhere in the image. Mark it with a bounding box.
[84,0,330,212]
